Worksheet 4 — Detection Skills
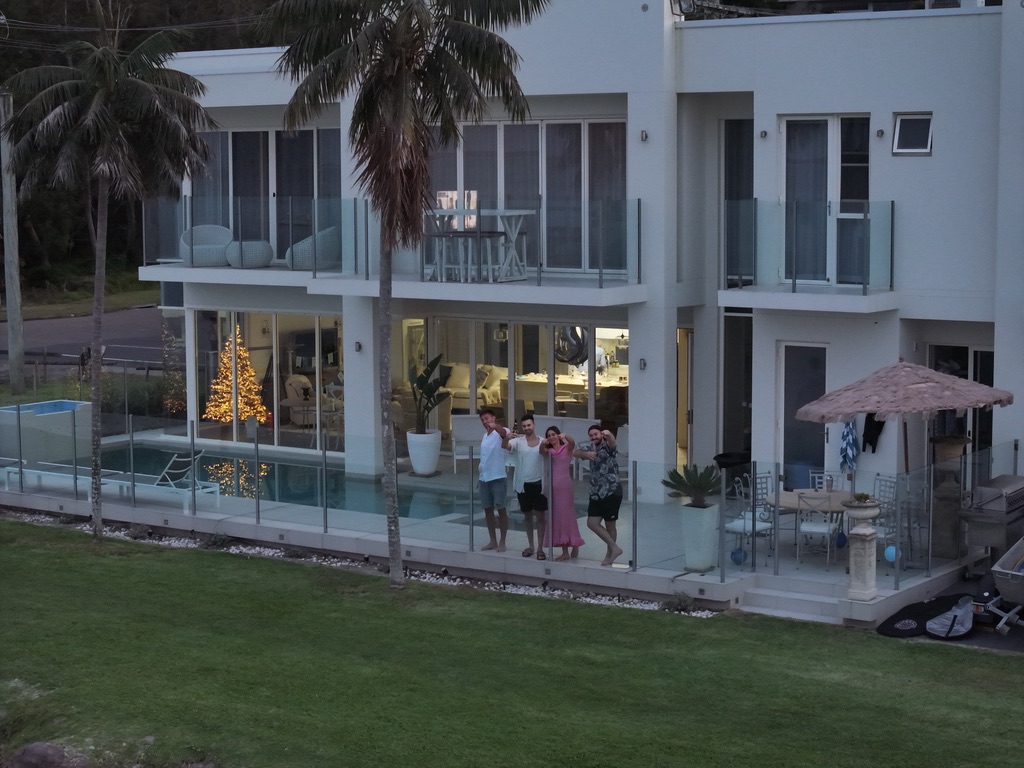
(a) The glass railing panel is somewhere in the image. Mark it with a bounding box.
[881,466,932,587]
[276,195,315,269]
[142,195,186,266]
[587,199,629,276]
[781,199,830,284]
[723,199,757,289]
[309,195,346,275]
[866,200,894,292]
[748,199,894,293]
[754,199,782,289]
[979,440,1018,481]
[389,438,476,552]
[720,460,780,575]
[0,400,91,503]
[630,461,680,572]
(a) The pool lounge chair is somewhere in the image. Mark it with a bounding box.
[106,452,220,507]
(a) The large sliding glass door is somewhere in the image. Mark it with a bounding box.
[784,116,869,285]
[781,344,826,490]
[427,121,625,274]
[275,130,314,259]
[194,310,343,450]
[232,132,270,241]
[431,318,629,429]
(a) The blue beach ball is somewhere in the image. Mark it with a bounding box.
[884,545,899,563]
[730,548,748,565]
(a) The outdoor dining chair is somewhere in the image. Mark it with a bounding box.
[797,492,843,569]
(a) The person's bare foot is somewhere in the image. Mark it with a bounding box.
[555,553,570,562]
[481,542,497,551]
[570,546,579,559]
[602,545,623,566]
[496,543,506,552]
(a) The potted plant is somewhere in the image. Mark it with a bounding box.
[406,353,451,476]
[842,491,882,533]
[662,464,722,573]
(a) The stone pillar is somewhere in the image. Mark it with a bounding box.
[845,501,881,601]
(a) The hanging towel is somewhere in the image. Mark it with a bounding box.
[862,413,885,453]
[840,420,859,473]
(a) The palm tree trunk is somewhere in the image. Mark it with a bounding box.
[379,238,404,587]
[89,176,109,539]
[0,91,25,395]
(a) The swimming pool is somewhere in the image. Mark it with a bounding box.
[101,445,467,519]
[0,399,88,415]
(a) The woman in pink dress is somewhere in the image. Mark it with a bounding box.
[541,426,585,561]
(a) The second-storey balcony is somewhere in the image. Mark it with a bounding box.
[721,199,895,305]
[143,195,642,291]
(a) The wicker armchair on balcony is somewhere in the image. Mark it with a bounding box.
[179,225,232,267]
[285,227,341,271]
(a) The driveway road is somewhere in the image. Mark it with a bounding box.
[0,305,165,366]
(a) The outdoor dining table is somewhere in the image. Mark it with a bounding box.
[774,488,853,555]
[776,488,854,514]
[424,208,532,283]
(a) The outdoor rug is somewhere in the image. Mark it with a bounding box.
[877,593,973,638]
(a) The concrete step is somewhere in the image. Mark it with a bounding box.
[741,586,842,623]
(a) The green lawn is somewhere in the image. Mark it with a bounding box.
[1,520,1021,768]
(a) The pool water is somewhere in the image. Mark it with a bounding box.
[0,400,87,415]
[102,446,464,519]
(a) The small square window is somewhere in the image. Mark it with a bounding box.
[893,114,932,155]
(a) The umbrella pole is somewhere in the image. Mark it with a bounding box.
[902,418,909,474]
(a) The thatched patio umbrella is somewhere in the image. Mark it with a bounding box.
[795,360,1014,472]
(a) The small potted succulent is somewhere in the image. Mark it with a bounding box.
[662,464,723,572]
[661,464,722,508]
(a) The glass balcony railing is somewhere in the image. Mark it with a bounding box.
[418,198,640,287]
[142,194,641,287]
[723,199,894,294]
[142,195,374,277]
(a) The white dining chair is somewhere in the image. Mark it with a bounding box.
[797,493,843,569]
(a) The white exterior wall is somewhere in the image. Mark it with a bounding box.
[992,2,1024,444]
[681,11,1002,321]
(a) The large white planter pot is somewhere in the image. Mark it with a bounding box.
[682,503,719,573]
[407,429,442,476]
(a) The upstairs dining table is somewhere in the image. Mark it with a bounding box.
[424,208,533,283]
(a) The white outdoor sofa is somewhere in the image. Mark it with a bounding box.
[179,225,232,267]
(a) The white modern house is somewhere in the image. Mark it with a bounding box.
[103,0,1024,621]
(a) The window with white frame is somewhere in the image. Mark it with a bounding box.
[892,114,932,155]
[428,121,627,273]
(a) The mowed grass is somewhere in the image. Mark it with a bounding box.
[1,520,1021,768]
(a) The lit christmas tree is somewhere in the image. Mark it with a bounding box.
[202,325,269,424]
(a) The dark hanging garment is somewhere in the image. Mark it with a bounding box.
[862,413,885,453]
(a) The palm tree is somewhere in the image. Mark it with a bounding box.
[260,0,549,587]
[1,2,214,538]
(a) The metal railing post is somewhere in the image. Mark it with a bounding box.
[630,459,638,571]
[254,422,262,526]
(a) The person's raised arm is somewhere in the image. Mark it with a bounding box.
[603,429,616,450]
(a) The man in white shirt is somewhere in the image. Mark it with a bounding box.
[478,408,513,552]
[503,413,548,560]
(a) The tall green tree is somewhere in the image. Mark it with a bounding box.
[1,0,214,538]
[260,0,548,586]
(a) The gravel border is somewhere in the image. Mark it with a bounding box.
[1,510,716,618]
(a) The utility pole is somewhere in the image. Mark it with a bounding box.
[1,90,25,394]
